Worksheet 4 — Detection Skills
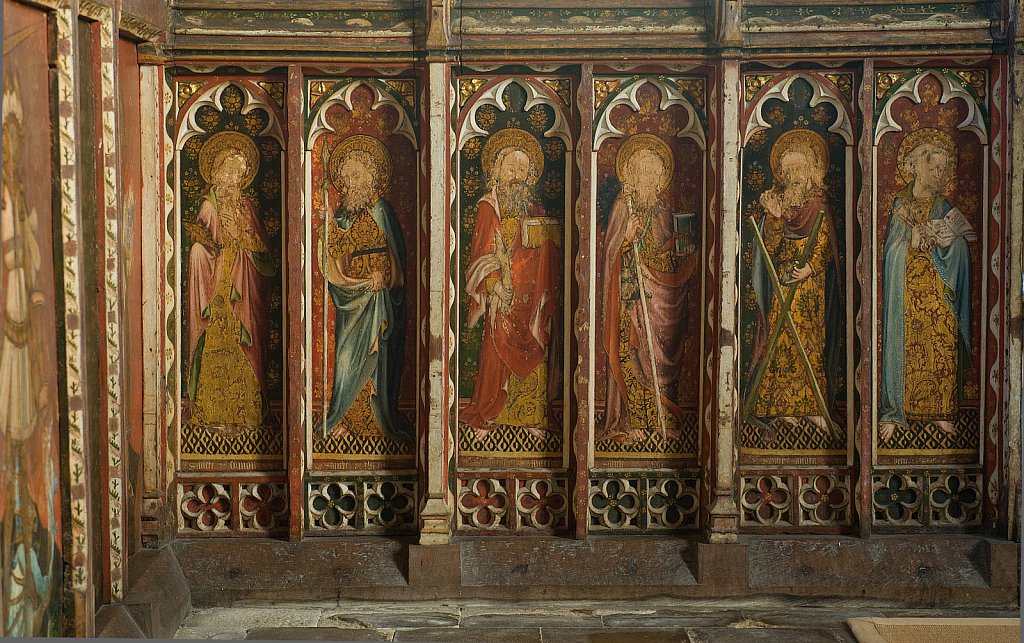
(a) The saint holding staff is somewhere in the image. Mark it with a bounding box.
[317,135,413,444]
[600,134,697,442]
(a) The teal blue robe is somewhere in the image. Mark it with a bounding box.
[323,198,414,443]
[880,189,972,428]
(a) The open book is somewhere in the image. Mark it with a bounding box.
[923,207,977,248]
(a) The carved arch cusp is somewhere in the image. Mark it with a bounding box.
[594,78,707,151]
[307,79,418,151]
[743,73,853,146]
[176,81,285,150]
[874,70,987,144]
[457,77,571,150]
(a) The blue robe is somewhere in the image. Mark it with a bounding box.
[323,198,414,443]
[880,189,972,428]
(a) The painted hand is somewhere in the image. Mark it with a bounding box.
[368,271,385,291]
[786,263,813,284]
[625,215,641,242]
[759,191,784,219]
[494,281,515,313]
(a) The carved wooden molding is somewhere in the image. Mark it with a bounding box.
[119,11,166,42]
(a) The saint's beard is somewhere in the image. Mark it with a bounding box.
[624,182,658,211]
[496,179,532,219]
[341,182,376,215]
[779,179,817,210]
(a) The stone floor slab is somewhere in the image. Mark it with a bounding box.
[602,612,744,629]
[178,607,323,638]
[174,626,248,640]
[245,627,391,640]
[393,627,542,642]
[541,627,690,643]
[686,627,851,643]
[321,611,459,629]
[460,612,604,628]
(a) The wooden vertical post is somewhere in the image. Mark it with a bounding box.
[856,59,875,538]
[285,64,306,542]
[706,56,742,543]
[572,63,595,540]
[1006,26,1024,541]
[420,59,455,545]
[53,0,96,634]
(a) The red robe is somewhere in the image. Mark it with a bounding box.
[461,191,559,429]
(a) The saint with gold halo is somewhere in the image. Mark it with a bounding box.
[600,134,697,441]
[318,135,413,443]
[461,128,561,441]
[879,128,974,443]
[187,131,276,433]
[748,129,841,433]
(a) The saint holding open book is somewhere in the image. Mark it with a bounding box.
[879,129,975,443]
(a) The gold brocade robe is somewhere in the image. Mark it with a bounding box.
[754,202,833,418]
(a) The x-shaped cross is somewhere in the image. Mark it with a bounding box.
[741,210,841,441]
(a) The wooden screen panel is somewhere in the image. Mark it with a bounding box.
[737,69,858,532]
[1,0,64,634]
[176,78,287,477]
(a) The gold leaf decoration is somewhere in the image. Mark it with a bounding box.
[178,82,204,109]
[384,79,416,107]
[543,78,572,105]
[459,78,487,108]
[955,70,987,100]
[308,81,334,109]
[744,74,775,102]
[256,81,285,109]
[675,77,706,109]
[594,79,622,108]
[824,73,854,102]
[875,72,905,102]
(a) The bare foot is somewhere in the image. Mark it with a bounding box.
[330,423,351,439]
[879,422,897,443]
[779,416,800,428]
[806,415,829,433]
[626,428,649,443]
[525,426,547,439]
[472,426,492,442]
[934,420,957,435]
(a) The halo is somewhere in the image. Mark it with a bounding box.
[897,127,958,184]
[480,128,545,184]
[615,133,674,192]
[769,129,829,183]
[198,131,259,188]
[329,135,394,197]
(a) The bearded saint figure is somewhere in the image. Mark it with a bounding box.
[879,130,974,443]
[187,134,276,432]
[462,129,560,441]
[749,130,840,433]
[601,135,697,441]
[318,136,413,443]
